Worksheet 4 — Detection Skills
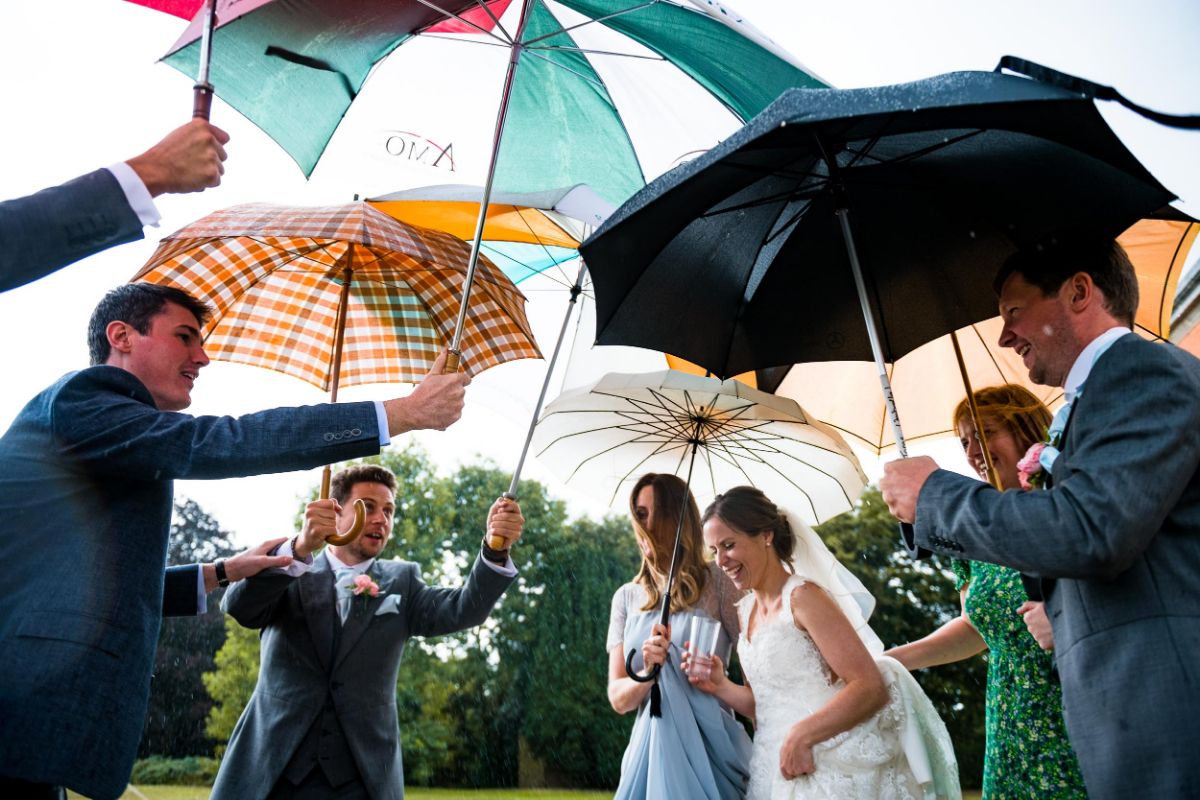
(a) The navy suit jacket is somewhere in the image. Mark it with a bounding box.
[0,366,381,799]
[0,168,145,293]
[163,565,202,617]
[912,335,1200,799]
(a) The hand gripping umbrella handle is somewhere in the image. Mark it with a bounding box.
[626,648,661,683]
[485,491,517,552]
[320,465,366,546]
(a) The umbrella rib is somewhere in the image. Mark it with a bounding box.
[412,0,513,45]
[857,128,988,168]
[519,50,610,91]
[522,0,661,47]
[526,43,664,62]
[708,433,841,521]
[420,33,515,49]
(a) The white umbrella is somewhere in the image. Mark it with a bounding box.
[532,369,866,525]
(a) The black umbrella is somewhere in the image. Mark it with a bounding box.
[582,61,1192,459]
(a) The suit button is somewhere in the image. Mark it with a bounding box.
[323,432,335,441]
[351,428,362,436]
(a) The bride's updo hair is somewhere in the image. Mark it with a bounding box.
[702,486,794,569]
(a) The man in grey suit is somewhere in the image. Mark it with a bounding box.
[880,238,1200,799]
[0,283,470,799]
[0,118,228,293]
[210,464,524,800]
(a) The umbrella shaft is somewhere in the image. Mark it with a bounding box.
[835,207,909,457]
[197,0,217,85]
[508,261,588,496]
[449,0,536,356]
[659,425,703,626]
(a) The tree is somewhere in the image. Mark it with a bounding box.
[816,487,987,788]
[138,498,238,758]
[202,617,262,758]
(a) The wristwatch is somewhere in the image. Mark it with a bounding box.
[214,559,230,588]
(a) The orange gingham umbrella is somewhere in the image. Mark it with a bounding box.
[132,202,541,543]
[132,202,541,390]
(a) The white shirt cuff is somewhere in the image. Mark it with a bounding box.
[373,400,391,447]
[481,551,518,578]
[106,161,161,227]
[195,566,207,615]
[275,537,315,577]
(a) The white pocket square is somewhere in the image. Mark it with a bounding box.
[374,594,403,616]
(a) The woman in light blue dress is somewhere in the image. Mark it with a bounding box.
[607,473,751,799]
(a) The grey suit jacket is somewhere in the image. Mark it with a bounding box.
[0,366,381,799]
[0,168,144,293]
[913,334,1200,799]
[210,553,513,800]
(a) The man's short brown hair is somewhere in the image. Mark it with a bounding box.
[993,237,1138,326]
[330,464,397,505]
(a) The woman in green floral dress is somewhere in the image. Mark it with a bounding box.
[886,384,1086,798]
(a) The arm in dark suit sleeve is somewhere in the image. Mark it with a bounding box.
[0,169,144,293]
[915,342,1200,580]
[51,366,380,481]
[163,564,201,617]
[406,556,515,638]
[222,570,296,629]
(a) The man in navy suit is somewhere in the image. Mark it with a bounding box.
[0,118,228,293]
[0,282,469,799]
[881,238,1200,799]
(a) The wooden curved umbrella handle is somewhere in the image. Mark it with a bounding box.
[443,349,462,373]
[485,491,516,551]
[319,465,365,546]
[325,498,366,546]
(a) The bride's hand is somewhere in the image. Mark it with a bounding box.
[779,722,816,780]
[640,623,671,675]
[682,645,726,693]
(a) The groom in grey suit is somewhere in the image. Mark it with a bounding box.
[881,238,1200,799]
[0,283,470,798]
[210,464,524,800]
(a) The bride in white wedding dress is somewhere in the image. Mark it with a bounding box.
[684,487,960,800]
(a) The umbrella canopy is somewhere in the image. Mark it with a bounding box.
[368,183,612,284]
[771,216,1199,452]
[131,201,541,389]
[581,68,1178,379]
[159,0,825,203]
[531,369,866,525]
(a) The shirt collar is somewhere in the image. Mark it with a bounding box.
[325,548,374,574]
[1063,326,1130,402]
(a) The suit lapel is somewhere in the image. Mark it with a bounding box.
[300,554,337,674]
[333,561,391,671]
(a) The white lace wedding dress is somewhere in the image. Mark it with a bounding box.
[739,575,960,800]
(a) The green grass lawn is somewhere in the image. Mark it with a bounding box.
[73,787,982,799]
[72,789,616,800]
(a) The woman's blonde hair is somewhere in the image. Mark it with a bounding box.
[952,383,1053,455]
[629,473,709,614]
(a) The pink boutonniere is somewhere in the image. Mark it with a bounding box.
[1017,443,1046,490]
[353,574,380,613]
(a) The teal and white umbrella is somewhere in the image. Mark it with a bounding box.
[163,0,827,204]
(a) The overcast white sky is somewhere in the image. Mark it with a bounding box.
[1,0,1197,546]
